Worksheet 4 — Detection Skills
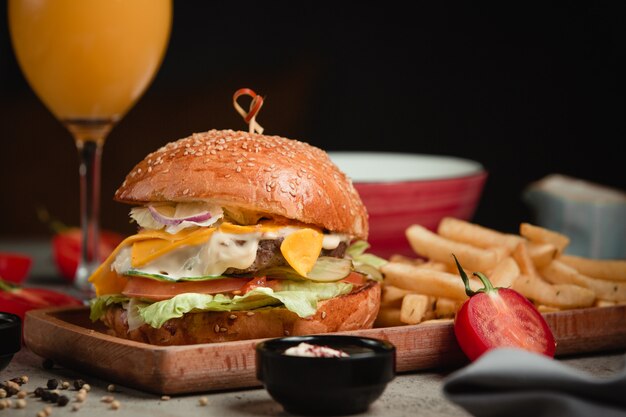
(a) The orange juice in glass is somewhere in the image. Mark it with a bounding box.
[9,0,172,293]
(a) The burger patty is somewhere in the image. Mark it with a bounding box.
[225,239,348,275]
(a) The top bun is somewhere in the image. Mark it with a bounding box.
[115,129,368,238]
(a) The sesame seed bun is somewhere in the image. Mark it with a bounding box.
[115,129,368,239]
[102,281,380,345]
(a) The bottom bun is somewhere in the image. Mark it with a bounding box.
[102,281,381,345]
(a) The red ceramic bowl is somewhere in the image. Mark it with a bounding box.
[329,152,487,259]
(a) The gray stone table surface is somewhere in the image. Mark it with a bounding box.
[1,239,625,417]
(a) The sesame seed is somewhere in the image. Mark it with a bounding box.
[321,311,327,319]
[246,312,255,316]
[236,166,242,173]
[183,189,189,195]
[284,330,290,336]
[220,327,227,332]
[214,325,220,333]
[229,314,237,320]
[161,395,171,401]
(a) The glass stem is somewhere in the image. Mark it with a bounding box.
[74,139,103,294]
[65,118,113,296]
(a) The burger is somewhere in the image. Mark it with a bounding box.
[89,129,385,345]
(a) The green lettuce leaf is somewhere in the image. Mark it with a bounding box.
[137,280,353,328]
[89,294,129,321]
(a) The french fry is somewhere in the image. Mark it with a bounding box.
[406,224,502,271]
[559,255,626,282]
[536,305,561,313]
[420,318,454,326]
[512,241,538,277]
[374,306,404,327]
[520,223,570,255]
[527,242,558,268]
[381,285,415,307]
[511,274,595,309]
[434,297,462,318]
[388,254,425,266]
[389,255,449,272]
[418,261,450,272]
[400,294,435,325]
[437,217,523,252]
[540,260,626,302]
[594,299,617,308]
[377,217,621,329]
[381,262,469,300]
[489,257,520,288]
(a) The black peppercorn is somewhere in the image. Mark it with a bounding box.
[49,392,60,403]
[40,390,52,402]
[34,387,45,397]
[47,379,59,389]
[74,379,86,390]
[57,395,70,406]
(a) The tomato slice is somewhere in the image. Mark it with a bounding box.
[454,288,556,361]
[121,272,366,303]
[340,271,368,286]
[121,277,252,301]
[452,255,556,361]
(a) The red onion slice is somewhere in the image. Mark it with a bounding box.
[148,205,212,226]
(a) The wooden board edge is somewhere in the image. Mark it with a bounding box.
[23,305,626,394]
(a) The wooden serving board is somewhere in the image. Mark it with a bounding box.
[25,305,626,395]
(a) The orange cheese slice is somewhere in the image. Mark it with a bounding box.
[131,228,215,268]
[280,228,323,277]
[89,227,212,296]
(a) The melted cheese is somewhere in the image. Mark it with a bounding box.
[90,221,349,296]
[131,228,215,267]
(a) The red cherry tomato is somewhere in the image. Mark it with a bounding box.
[0,253,32,284]
[452,255,556,361]
[52,228,124,282]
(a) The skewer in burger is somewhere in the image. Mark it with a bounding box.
[89,129,385,345]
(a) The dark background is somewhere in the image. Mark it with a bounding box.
[0,3,624,238]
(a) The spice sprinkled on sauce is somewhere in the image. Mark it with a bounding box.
[284,342,349,358]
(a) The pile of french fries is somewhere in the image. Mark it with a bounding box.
[375,217,626,327]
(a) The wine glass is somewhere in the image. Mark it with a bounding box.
[8,0,172,294]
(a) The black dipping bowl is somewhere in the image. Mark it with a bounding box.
[0,313,21,371]
[256,335,396,416]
